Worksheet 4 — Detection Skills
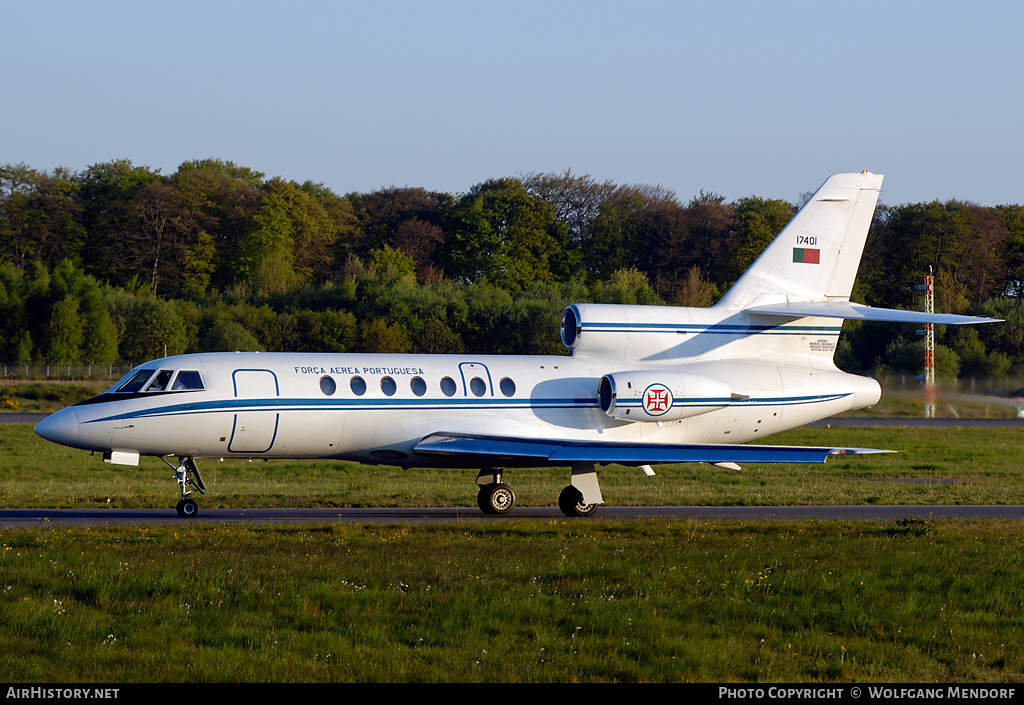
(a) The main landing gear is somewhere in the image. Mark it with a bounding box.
[476,474,516,515]
[161,456,206,518]
[558,485,599,518]
[476,463,603,518]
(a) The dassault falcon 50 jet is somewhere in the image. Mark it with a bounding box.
[35,172,998,517]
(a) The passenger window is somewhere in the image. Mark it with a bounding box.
[440,376,457,397]
[116,369,156,394]
[410,376,427,396]
[499,377,516,397]
[470,377,486,397]
[350,376,367,396]
[381,377,397,396]
[320,376,337,396]
[171,371,204,391]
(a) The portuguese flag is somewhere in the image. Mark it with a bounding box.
[793,247,820,264]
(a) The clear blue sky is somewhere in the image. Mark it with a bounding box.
[3,0,1022,207]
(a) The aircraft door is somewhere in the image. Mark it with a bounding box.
[229,369,279,453]
[459,362,494,398]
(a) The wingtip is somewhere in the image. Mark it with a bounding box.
[827,447,897,456]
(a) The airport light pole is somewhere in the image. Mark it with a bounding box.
[916,269,935,418]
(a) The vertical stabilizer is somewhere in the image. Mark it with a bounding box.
[717,172,883,310]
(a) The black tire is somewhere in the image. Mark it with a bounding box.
[558,485,598,518]
[176,498,199,518]
[477,484,496,514]
[477,483,516,515]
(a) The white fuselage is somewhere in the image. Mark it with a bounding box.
[46,349,880,467]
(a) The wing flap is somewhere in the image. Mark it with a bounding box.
[413,432,892,466]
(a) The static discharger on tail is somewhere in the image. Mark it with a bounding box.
[35,172,1000,518]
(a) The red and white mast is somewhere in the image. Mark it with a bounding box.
[920,268,935,418]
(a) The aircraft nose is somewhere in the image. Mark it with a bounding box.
[34,408,79,447]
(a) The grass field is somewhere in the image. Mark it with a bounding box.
[2,518,1022,682]
[0,379,109,412]
[2,406,1024,682]
[2,423,1022,510]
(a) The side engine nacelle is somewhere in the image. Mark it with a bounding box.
[598,370,732,423]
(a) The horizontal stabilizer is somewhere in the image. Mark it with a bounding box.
[414,432,893,466]
[747,301,1001,325]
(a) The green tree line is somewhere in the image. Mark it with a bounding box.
[2,159,1023,379]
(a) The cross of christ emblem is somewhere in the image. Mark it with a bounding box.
[643,384,672,416]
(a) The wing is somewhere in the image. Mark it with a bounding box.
[413,432,893,467]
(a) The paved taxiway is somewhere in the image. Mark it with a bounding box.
[2,505,1024,527]
[1,413,50,424]
[810,417,1024,428]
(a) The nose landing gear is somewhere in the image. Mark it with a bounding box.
[162,456,206,518]
[176,496,200,518]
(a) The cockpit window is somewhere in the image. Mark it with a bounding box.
[145,370,174,392]
[172,371,204,391]
[116,369,157,394]
[112,369,205,394]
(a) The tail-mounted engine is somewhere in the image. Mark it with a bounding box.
[560,303,709,362]
[598,370,732,423]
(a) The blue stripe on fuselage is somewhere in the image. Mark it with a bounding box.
[580,322,842,335]
[79,392,851,425]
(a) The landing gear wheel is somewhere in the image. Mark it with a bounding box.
[166,456,206,518]
[176,498,199,519]
[559,485,598,518]
[477,483,516,515]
